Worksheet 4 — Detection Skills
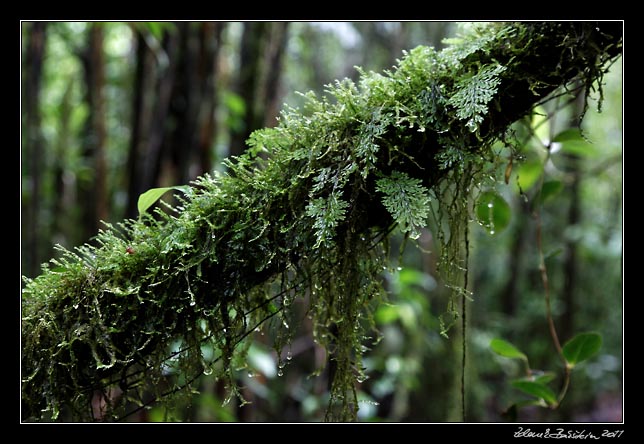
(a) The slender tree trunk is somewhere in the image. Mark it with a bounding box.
[126,23,223,218]
[144,29,180,192]
[263,22,289,128]
[229,22,268,157]
[22,22,47,278]
[125,30,156,219]
[162,22,225,186]
[162,22,198,187]
[78,24,108,242]
[51,80,74,247]
[196,22,224,174]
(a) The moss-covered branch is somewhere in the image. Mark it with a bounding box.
[22,22,621,422]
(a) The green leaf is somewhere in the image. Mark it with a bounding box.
[552,128,585,143]
[476,191,511,234]
[375,305,400,325]
[515,158,543,191]
[562,332,602,367]
[533,371,556,385]
[511,380,557,406]
[138,186,190,217]
[539,180,563,203]
[490,338,527,360]
[559,140,599,158]
[552,129,598,158]
[142,22,176,40]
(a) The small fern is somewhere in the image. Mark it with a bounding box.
[448,64,506,132]
[306,192,350,248]
[376,171,431,239]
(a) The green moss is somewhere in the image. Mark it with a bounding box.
[21,22,621,422]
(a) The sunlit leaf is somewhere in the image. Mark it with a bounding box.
[552,128,585,143]
[563,332,602,367]
[375,305,400,325]
[559,140,599,158]
[137,186,190,216]
[247,343,277,378]
[490,338,527,360]
[531,106,550,143]
[511,380,557,406]
[515,159,543,191]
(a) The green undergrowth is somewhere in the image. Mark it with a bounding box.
[21,22,621,421]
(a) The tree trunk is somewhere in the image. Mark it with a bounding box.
[196,22,224,175]
[21,22,47,278]
[78,24,108,242]
[229,22,268,157]
[125,30,157,219]
[51,80,75,247]
[263,22,289,128]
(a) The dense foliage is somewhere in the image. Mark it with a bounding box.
[21,22,621,421]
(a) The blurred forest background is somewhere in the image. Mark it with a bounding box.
[21,21,622,422]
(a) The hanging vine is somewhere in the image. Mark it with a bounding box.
[21,22,621,422]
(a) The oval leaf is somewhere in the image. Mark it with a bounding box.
[515,158,544,191]
[490,338,527,360]
[552,128,585,143]
[532,371,556,385]
[511,380,557,406]
[476,191,511,235]
[562,332,602,367]
[539,180,563,204]
[137,185,190,216]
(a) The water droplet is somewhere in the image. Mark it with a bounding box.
[286,351,293,361]
[73,304,79,309]
[490,230,495,235]
[396,266,403,271]
[247,372,254,378]
[282,320,290,329]
[277,369,284,377]
[487,202,494,208]
[189,300,196,306]
[203,366,213,376]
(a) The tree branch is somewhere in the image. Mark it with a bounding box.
[21,21,622,421]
